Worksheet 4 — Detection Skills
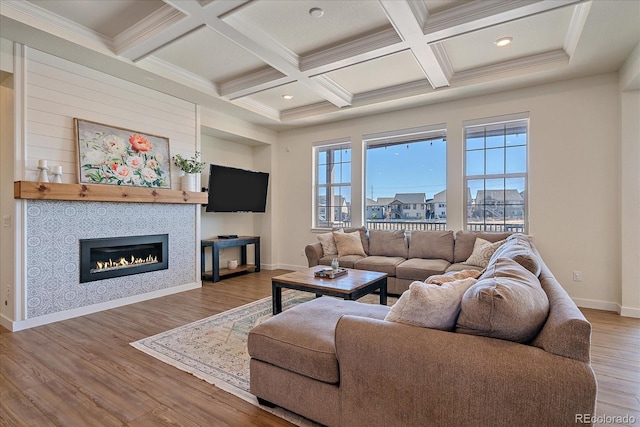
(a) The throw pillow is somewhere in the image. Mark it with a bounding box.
[368,229,407,258]
[385,277,478,330]
[408,230,455,262]
[456,258,549,343]
[317,232,338,256]
[333,231,367,257]
[464,238,506,268]
[425,269,483,285]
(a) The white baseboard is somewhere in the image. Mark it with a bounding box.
[619,305,640,318]
[0,313,13,331]
[274,263,307,271]
[574,297,640,318]
[572,297,620,313]
[4,282,202,332]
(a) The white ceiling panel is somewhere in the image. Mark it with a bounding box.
[442,5,574,72]
[327,50,426,95]
[27,0,166,39]
[152,26,271,84]
[242,81,327,111]
[223,0,392,55]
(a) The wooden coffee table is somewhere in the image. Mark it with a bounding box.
[271,267,387,314]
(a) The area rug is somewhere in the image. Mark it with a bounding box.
[131,291,392,426]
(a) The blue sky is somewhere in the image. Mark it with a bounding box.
[366,139,447,200]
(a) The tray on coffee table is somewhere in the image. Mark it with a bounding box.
[314,267,348,279]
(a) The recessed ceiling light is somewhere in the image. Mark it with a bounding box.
[495,37,512,47]
[282,94,293,100]
[309,7,324,18]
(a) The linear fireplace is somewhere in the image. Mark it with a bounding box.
[79,234,168,283]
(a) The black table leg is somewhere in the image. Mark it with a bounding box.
[379,278,388,306]
[272,281,282,314]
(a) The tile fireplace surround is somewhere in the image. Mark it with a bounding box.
[25,200,197,318]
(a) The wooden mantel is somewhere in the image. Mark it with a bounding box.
[14,181,208,204]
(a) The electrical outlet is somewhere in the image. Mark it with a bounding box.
[573,271,583,282]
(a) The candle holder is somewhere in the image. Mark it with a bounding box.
[51,165,63,183]
[37,165,49,183]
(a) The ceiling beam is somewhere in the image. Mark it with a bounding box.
[116,1,247,62]
[379,0,450,88]
[216,6,353,107]
[423,0,584,42]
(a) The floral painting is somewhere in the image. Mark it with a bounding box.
[75,119,171,188]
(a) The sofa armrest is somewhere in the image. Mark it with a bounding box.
[305,242,323,267]
[335,315,596,427]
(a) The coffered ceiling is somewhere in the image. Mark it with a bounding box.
[1,0,639,130]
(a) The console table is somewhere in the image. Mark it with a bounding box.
[201,236,260,282]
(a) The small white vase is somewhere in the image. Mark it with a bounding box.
[181,173,197,192]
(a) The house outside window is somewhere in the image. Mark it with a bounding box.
[364,125,446,230]
[464,113,528,232]
[313,139,351,228]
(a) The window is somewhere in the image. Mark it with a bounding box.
[364,125,446,230]
[314,139,351,228]
[464,114,528,232]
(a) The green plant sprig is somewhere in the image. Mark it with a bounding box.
[172,152,206,174]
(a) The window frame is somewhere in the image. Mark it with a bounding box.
[312,138,352,230]
[463,113,529,233]
[363,124,447,227]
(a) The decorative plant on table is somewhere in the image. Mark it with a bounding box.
[172,152,206,191]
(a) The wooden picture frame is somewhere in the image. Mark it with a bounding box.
[74,118,171,188]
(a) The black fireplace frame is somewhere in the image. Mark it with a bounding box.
[79,234,169,283]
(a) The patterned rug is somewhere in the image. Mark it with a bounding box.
[131,291,392,426]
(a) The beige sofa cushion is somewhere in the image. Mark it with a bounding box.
[464,238,506,268]
[385,278,478,330]
[408,230,454,262]
[333,231,366,257]
[354,256,405,277]
[453,231,512,263]
[456,258,549,343]
[395,258,451,281]
[368,230,407,258]
[248,298,389,384]
[319,254,365,269]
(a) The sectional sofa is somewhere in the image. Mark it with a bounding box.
[305,227,512,294]
[249,233,597,426]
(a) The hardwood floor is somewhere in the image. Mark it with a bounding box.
[1,270,639,426]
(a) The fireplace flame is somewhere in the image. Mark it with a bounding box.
[94,254,159,272]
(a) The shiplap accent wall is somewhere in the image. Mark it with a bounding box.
[12,47,202,329]
[24,48,197,186]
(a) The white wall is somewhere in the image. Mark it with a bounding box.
[1,45,204,330]
[199,134,275,270]
[620,89,640,317]
[200,134,259,268]
[23,48,198,186]
[0,72,15,324]
[619,43,640,318]
[276,73,626,313]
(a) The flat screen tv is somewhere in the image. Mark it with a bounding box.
[206,164,269,213]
